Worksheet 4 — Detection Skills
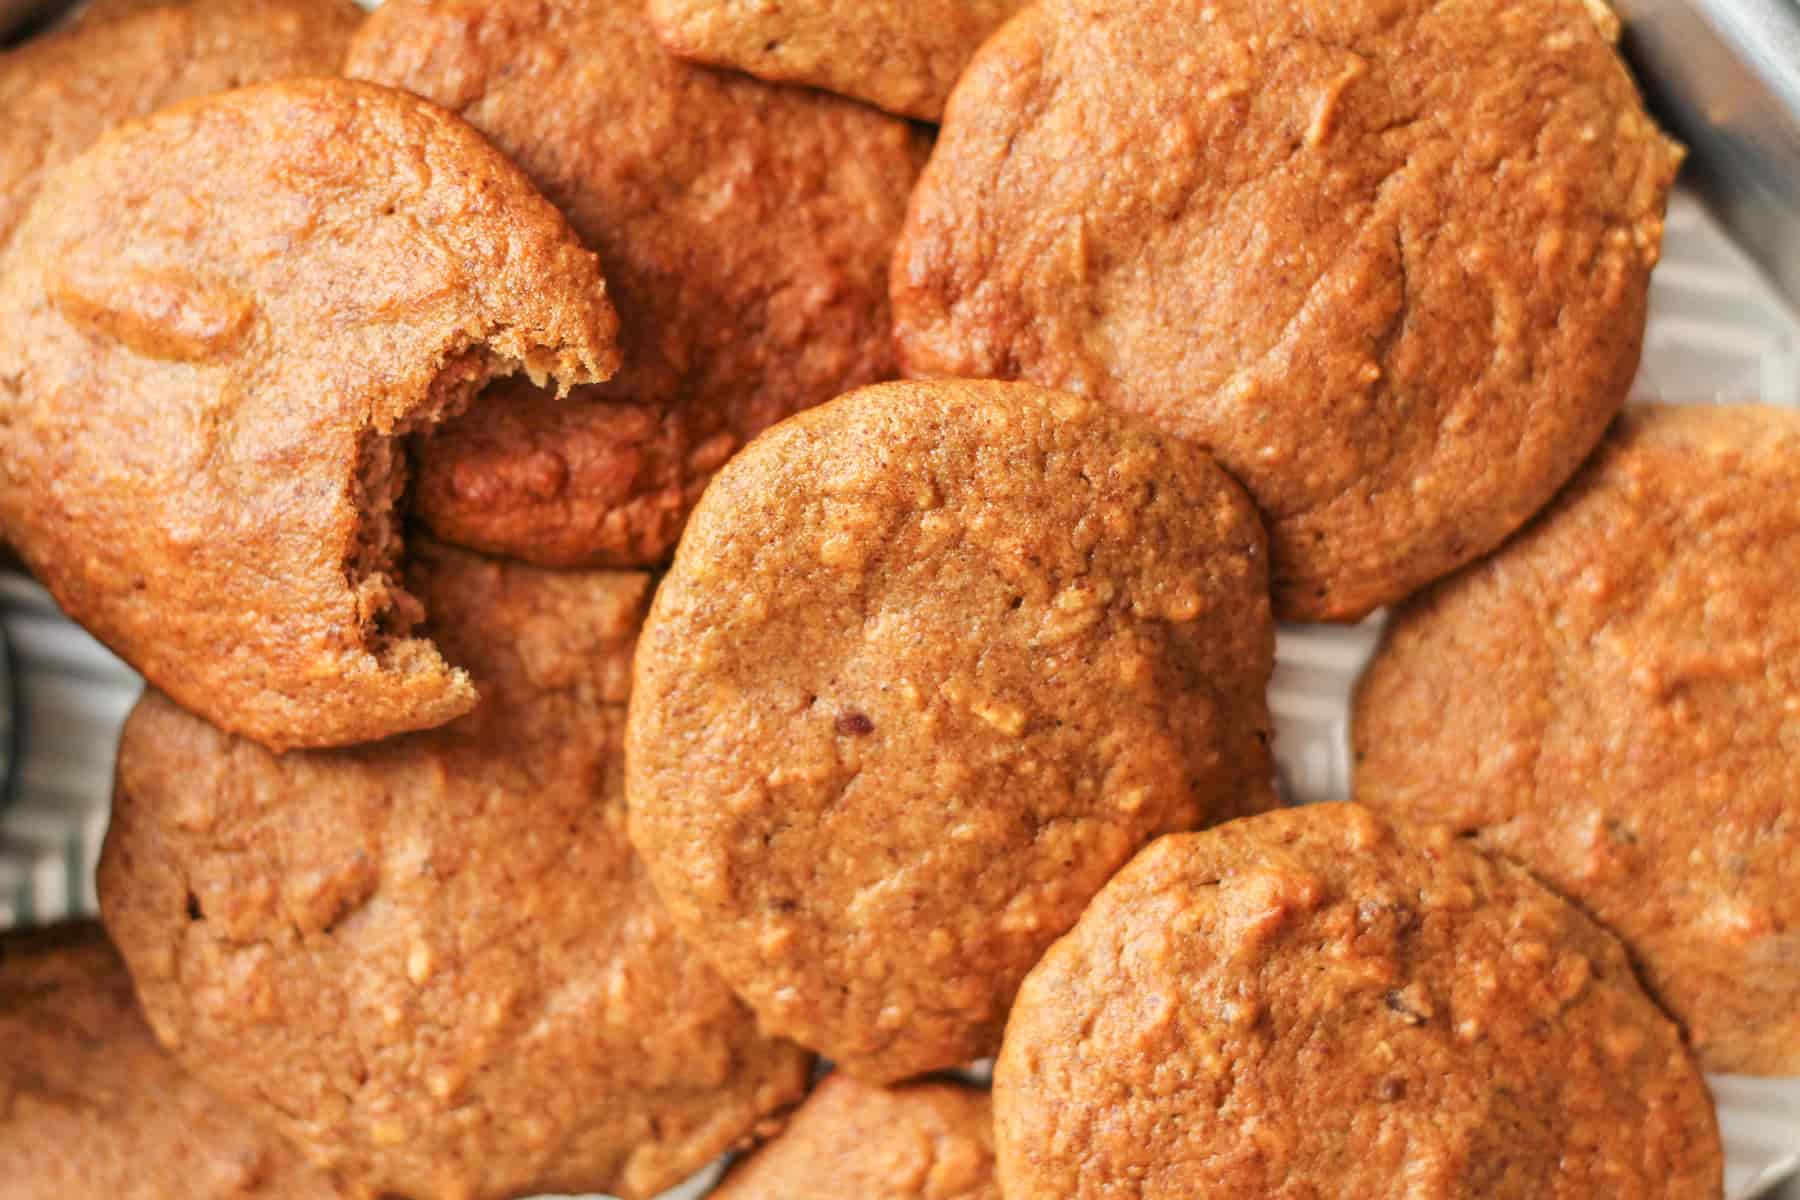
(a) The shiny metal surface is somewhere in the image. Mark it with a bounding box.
[1618,0,1800,305]
[0,619,11,808]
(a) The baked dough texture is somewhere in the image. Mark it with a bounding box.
[0,922,350,1200]
[627,379,1277,1082]
[996,805,1722,1199]
[348,0,926,568]
[647,0,1029,121]
[892,0,1683,620]
[0,0,362,255]
[713,1073,998,1200]
[1356,404,1800,1075]
[99,541,811,1200]
[0,78,620,751]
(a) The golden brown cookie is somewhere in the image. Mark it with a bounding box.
[647,0,1028,121]
[892,0,1684,621]
[0,78,619,752]
[627,379,1277,1083]
[1354,404,1800,1076]
[713,1074,997,1200]
[996,805,1722,1199]
[0,0,361,255]
[99,541,812,1200]
[347,0,926,568]
[0,922,350,1200]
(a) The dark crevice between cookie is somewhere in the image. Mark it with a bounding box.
[346,347,506,671]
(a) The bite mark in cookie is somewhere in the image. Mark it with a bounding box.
[0,78,620,750]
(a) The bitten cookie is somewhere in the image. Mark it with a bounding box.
[647,0,1028,121]
[713,1074,997,1200]
[0,78,620,751]
[98,541,811,1200]
[1355,404,1800,1075]
[0,0,362,255]
[348,0,926,567]
[0,922,350,1200]
[996,805,1722,1199]
[892,0,1683,620]
[627,380,1277,1083]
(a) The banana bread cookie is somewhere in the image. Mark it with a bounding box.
[0,0,361,255]
[348,0,926,568]
[0,922,350,1200]
[627,379,1277,1083]
[996,805,1722,1199]
[647,0,1028,121]
[892,0,1683,620]
[99,541,811,1200]
[0,78,619,751]
[1355,404,1800,1075]
[713,1074,997,1199]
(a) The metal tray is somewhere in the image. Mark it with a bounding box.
[1617,0,1800,307]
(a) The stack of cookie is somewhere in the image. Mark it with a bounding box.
[0,0,1790,1197]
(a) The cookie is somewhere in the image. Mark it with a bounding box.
[0,922,350,1200]
[713,1074,997,1200]
[996,805,1722,1199]
[99,540,812,1200]
[0,0,361,255]
[0,78,620,751]
[627,379,1277,1082]
[1354,404,1800,1075]
[647,0,1028,121]
[892,0,1683,621]
[347,0,926,568]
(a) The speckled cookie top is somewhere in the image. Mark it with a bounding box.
[1355,404,1800,1076]
[714,1074,998,1200]
[349,0,927,568]
[99,543,811,1200]
[627,379,1276,1083]
[647,0,1028,121]
[893,0,1683,620]
[996,804,1722,1200]
[0,923,350,1200]
[0,78,619,751]
[0,0,362,256]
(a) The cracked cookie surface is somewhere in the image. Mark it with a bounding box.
[1355,404,1800,1075]
[996,805,1721,1199]
[349,0,927,568]
[98,542,811,1200]
[626,380,1276,1083]
[0,78,619,750]
[892,0,1683,620]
